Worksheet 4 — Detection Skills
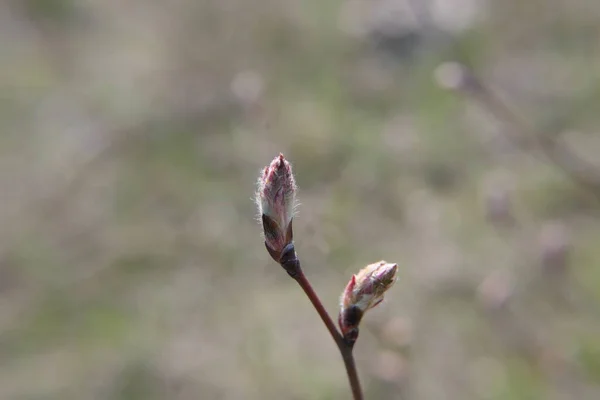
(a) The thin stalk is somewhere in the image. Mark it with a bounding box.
[294,269,364,400]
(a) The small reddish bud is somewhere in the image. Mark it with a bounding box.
[256,153,297,261]
[338,261,398,345]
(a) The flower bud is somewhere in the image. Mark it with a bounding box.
[256,153,297,261]
[338,261,398,344]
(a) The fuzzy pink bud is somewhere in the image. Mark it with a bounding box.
[339,261,398,344]
[256,153,297,261]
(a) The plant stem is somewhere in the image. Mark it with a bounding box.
[294,268,364,400]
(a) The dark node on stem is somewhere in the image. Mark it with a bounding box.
[279,242,301,278]
[343,327,359,348]
[340,305,363,347]
[343,305,363,327]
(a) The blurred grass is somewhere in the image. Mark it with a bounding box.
[0,0,600,399]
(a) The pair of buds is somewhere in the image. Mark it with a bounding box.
[256,154,398,345]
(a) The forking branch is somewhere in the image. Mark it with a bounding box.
[255,154,399,400]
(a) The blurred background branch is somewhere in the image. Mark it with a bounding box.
[434,61,600,203]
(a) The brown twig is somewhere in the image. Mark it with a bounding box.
[403,0,600,202]
[470,74,600,196]
[294,269,364,400]
[435,61,600,203]
[279,244,364,400]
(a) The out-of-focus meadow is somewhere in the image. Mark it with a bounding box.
[1,0,600,399]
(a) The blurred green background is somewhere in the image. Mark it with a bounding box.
[1,0,599,399]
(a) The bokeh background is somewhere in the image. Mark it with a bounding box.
[1,0,600,399]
